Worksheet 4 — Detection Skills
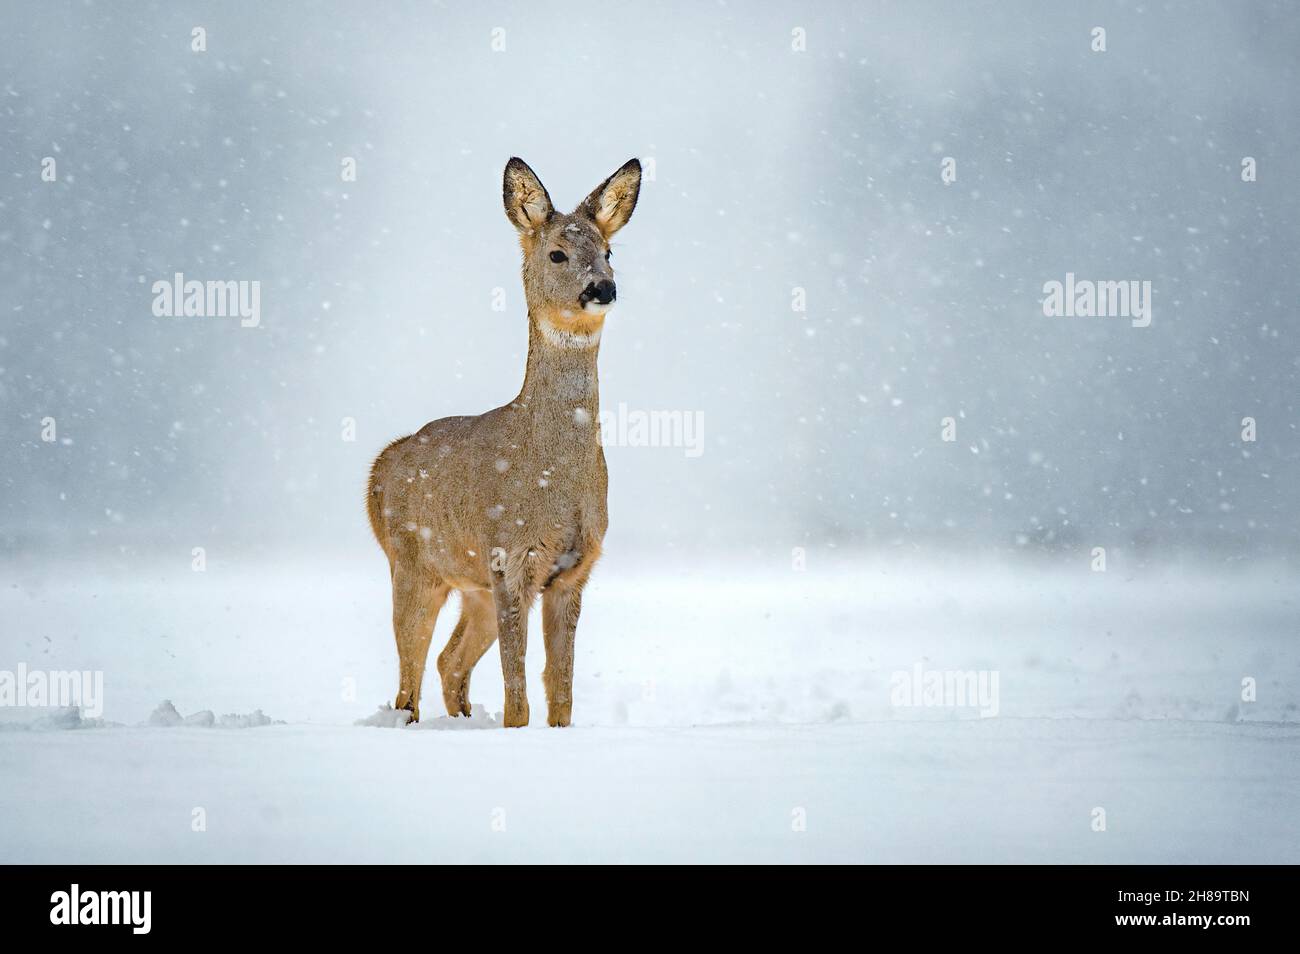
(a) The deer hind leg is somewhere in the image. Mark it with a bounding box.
[436,589,497,717]
[390,562,450,724]
[542,574,589,728]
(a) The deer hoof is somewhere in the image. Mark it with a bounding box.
[503,701,530,728]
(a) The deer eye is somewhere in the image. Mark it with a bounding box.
[604,248,612,261]
[549,250,568,263]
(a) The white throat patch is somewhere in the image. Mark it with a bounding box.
[539,315,603,350]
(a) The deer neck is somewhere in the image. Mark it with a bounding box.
[515,308,604,426]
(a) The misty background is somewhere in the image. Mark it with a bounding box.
[2,0,1298,567]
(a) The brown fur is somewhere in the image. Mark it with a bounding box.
[368,157,641,727]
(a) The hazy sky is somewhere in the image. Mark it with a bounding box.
[2,1,1297,560]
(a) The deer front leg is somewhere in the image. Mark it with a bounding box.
[542,583,584,727]
[490,575,530,728]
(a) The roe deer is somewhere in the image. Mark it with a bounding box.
[367,157,641,728]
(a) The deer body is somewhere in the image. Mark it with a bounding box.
[367,157,641,727]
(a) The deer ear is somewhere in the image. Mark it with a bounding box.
[579,158,641,238]
[503,157,554,232]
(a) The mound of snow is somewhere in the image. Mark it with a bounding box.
[409,705,499,730]
[355,702,499,729]
[355,704,412,728]
[147,700,184,726]
[146,700,275,728]
[218,709,273,728]
[0,707,113,731]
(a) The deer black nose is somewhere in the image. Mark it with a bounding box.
[582,280,616,306]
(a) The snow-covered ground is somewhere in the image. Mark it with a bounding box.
[1,552,1297,862]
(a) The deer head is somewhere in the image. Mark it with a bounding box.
[503,157,641,344]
